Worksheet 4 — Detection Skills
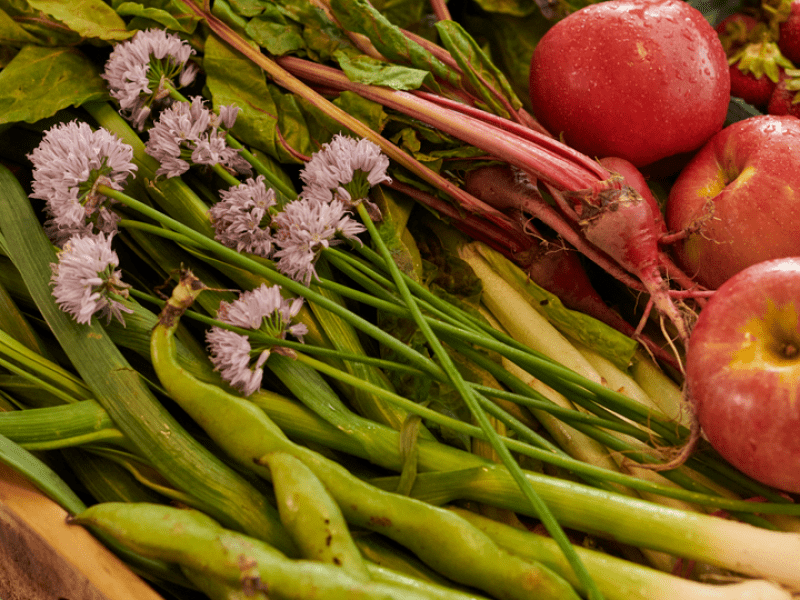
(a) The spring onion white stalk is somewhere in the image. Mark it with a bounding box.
[453,507,795,600]
[458,242,602,384]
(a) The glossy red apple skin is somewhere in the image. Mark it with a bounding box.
[666,115,800,290]
[686,257,800,493]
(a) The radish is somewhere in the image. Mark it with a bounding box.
[573,182,691,346]
[463,164,686,368]
[597,157,666,234]
[528,0,730,168]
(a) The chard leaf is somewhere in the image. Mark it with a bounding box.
[203,34,307,163]
[0,1,81,45]
[267,85,317,157]
[245,5,306,56]
[470,0,541,17]
[0,8,40,45]
[370,0,430,29]
[0,45,109,126]
[26,0,132,40]
[434,20,522,116]
[204,35,387,162]
[330,0,459,88]
[470,11,549,103]
[270,0,353,62]
[335,50,432,90]
[229,0,266,17]
[113,0,201,33]
[331,90,388,134]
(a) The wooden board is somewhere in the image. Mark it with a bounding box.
[0,461,165,600]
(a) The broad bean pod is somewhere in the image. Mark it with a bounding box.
[72,501,476,600]
[263,450,370,580]
[149,270,581,600]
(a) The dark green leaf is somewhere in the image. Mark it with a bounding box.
[725,96,762,126]
[113,0,201,33]
[330,0,459,87]
[203,34,306,163]
[268,86,318,157]
[332,91,388,134]
[461,10,549,104]
[27,0,132,41]
[281,0,352,62]
[0,45,109,126]
[434,20,522,116]
[245,9,306,56]
[229,0,267,18]
[335,50,431,90]
[470,0,541,17]
[0,8,40,46]
[370,0,430,30]
[0,1,82,45]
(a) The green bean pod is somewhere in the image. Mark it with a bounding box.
[72,502,466,600]
[180,566,268,600]
[262,450,370,580]
[150,271,581,600]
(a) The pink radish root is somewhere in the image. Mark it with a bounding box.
[571,182,692,347]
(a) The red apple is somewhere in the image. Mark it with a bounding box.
[665,114,800,290]
[686,257,800,493]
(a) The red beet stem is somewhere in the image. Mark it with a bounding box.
[276,56,603,192]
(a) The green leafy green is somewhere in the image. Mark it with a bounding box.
[27,0,132,40]
[370,0,430,29]
[460,11,550,107]
[335,50,431,90]
[245,5,306,56]
[470,0,542,17]
[0,0,82,45]
[204,35,387,163]
[330,0,459,88]
[0,7,40,46]
[0,45,109,125]
[113,0,201,33]
[434,20,522,116]
[228,0,267,18]
[203,34,307,163]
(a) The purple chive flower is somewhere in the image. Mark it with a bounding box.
[206,284,308,396]
[28,121,137,247]
[50,232,133,326]
[103,28,199,130]
[208,175,276,257]
[299,134,391,210]
[272,197,365,285]
[145,96,250,178]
